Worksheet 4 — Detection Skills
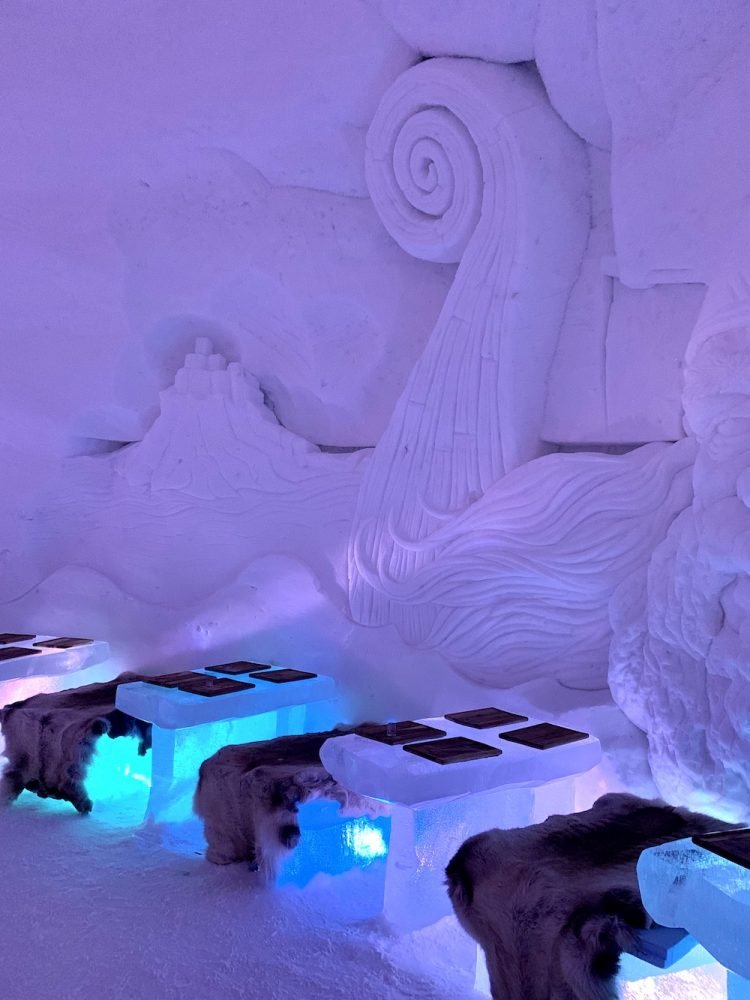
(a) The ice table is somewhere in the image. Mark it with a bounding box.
[116,664,337,822]
[319,711,602,930]
[637,835,750,998]
[0,633,113,725]
[0,633,110,684]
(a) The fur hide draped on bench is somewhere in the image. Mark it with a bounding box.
[0,674,151,814]
[194,728,381,875]
[446,792,740,1000]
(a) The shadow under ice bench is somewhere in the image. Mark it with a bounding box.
[116,663,337,821]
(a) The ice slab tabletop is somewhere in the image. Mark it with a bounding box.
[115,667,336,728]
[320,714,601,806]
[637,837,750,980]
[0,633,110,681]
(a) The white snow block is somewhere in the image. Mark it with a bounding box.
[375,0,539,63]
[535,0,611,149]
[599,0,750,286]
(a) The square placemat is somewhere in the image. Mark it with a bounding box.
[498,723,589,750]
[403,736,502,765]
[444,707,529,729]
[355,721,447,746]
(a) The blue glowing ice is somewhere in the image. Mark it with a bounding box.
[637,837,750,984]
[277,799,390,887]
[115,668,338,823]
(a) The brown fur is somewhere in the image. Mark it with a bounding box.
[194,728,381,875]
[0,673,151,813]
[446,792,740,1000]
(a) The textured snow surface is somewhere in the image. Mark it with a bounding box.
[609,276,750,822]
[0,800,478,1000]
[598,0,750,286]
[0,0,455,455]
[374,0,539,62]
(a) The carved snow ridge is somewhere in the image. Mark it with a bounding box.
[116,337,326,500]
[609,272,750,819]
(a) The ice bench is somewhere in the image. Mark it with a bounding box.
[292,707,603,930]
[116,662,337,822]
[0,633,111,691]
[636,829,750,998]
[0,633,110,678]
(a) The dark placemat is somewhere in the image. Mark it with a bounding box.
[403,736,502,765]
[0,646,42,661]
[693,829,750,870]
[498,722,589,750]
[0,633,36,644]
[355,721,447,746]
[249,668,317,684]
[33,637,93,649]
[444,707,529,729]
[206,660,272,675]
[144,671,204,689]
[175,675,256,698]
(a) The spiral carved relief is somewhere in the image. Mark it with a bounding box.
[348,59,697,689]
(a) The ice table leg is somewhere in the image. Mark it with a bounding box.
[382,786,536,931]
[380,776,578,932]
[278,798,390,892]
[531,774,576,821]
[147,708,294,823]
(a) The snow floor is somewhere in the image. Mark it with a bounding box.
[0,683,730,999]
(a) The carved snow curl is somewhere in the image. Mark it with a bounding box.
[349,58,693,688]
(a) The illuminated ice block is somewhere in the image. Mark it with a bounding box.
[383,785,546,931]
[116,667,338,822]
[278,799,390,889]
[320,713,599,930]
[116,668,336,729]
[637,837,750,989]
[83,732,153,826]
[0,633,110,683]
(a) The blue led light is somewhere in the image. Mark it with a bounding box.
[277,800,391,886]
[345,818,388,861]
[83,734,152,825]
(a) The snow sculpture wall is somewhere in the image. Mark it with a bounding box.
[610,274,750,820]
[1,1,748,784]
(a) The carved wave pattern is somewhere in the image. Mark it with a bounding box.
[353,441,695,687]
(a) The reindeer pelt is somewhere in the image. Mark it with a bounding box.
[194,727,381,876]
[446,792,741,1000]
[0,673,151,814]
